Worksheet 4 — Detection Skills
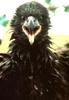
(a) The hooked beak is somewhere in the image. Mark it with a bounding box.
[22,16,41,45]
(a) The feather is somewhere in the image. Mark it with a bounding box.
[0,1,69,100]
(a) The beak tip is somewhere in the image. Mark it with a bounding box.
[28,34,35,45]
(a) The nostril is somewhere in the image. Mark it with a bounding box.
[27,19,29,23]
[33,19,36,22]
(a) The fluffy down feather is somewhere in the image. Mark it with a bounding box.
[0,1,69,100]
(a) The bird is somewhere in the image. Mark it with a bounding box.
[0,1,69,100]
[58,43,69,84]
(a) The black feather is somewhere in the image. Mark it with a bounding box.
[0,1,69,100]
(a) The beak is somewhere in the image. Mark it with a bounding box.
[22,16,41,45]
[28,34,35,45]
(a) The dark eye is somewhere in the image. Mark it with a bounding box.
[40,16,43,20]
[21,16,24,20]
[40,15,45,20]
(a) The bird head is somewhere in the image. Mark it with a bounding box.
[11,1,51,46]
[21,16,42,45]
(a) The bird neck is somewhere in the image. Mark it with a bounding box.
[9,42,49,61]
[9,33,52,63]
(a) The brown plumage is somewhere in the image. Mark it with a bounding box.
[0,1,69,100]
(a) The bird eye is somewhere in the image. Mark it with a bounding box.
[40,15,45,20]
[40,16,43,20]
[21,16,24,20]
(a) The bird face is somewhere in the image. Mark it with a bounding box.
[22,16,42,45]
[11,1,50,46]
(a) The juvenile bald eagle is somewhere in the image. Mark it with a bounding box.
[0,1,69,100]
